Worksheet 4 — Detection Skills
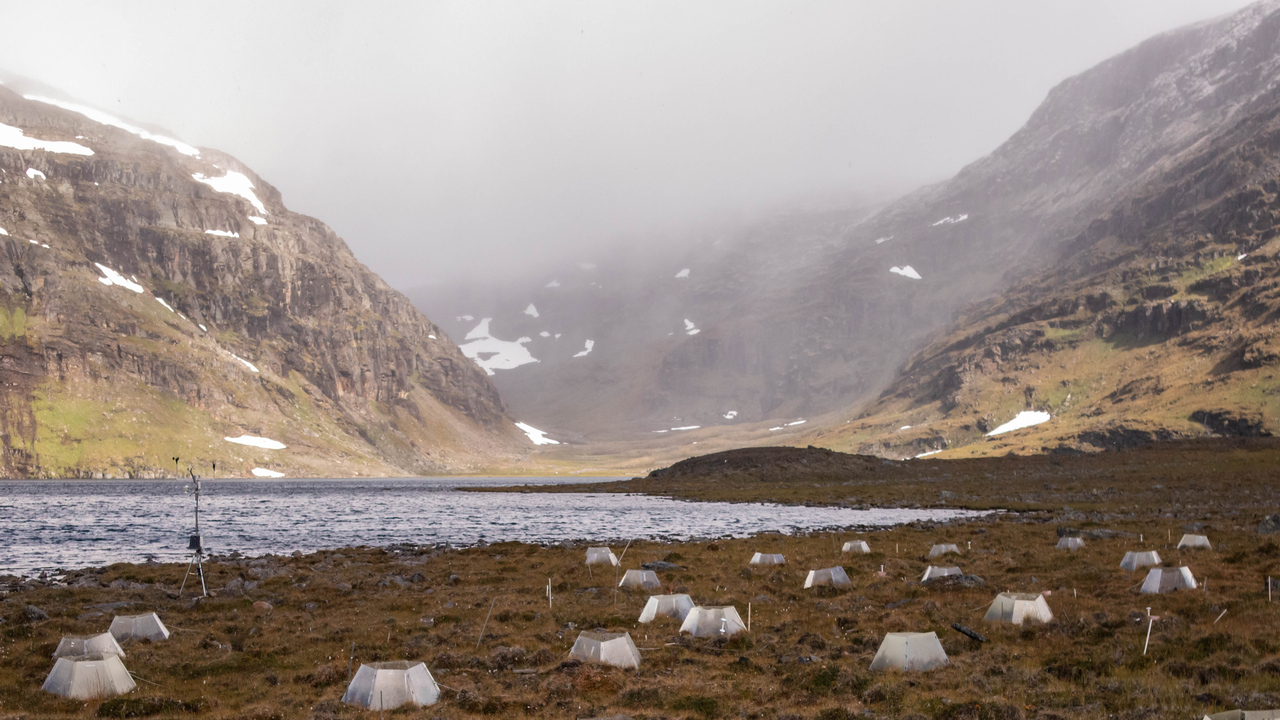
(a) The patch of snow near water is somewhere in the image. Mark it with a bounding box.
[25,95,199,156]
[252,468,285,478]
[890,265,922,280]
[931,214,968,226]
[459,318,538,375]
[524,303,539,318]
[0,122,94,155]
[95,263,144,293]
[192,171,266,214]
[225,435,286,450]
[25,168,44,180]
[515,422,559,445]
[684,319,700,335]
[573,339,594,358]
[675,268,690,278]
[247,216,267,225]
[205,229,239,238]
[724,411,738,420]
[986,411,1050,437]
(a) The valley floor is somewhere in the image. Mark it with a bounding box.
[2,439,1279,719]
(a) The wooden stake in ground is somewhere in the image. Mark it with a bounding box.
[547,578,552,609]
[476,597,496,651]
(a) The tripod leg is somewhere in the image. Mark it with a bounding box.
[196,553,207,597]
[180,554,196,596]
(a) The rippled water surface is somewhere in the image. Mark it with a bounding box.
[0,478,984,575]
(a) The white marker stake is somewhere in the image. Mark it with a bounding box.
[1143,608,1154,656]
[547,578,552,609]
[748,603,752,632]
[1214,609,1228,624]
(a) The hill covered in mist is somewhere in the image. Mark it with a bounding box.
[416,0,1280,457]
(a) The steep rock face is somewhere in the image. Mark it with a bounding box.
[417,1,1280,443]
[0,86,516,477]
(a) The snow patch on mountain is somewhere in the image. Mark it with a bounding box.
[986,411,1050,437]
[205,229,239,238]
[515,421,559,445]
[459,318,538,375]
[0,122,94,155]
[675,268,690,278]
[26,95,200,156]
[25,168,45,180]
[192,171,266,214]
[573,339,595,358]
[723,411,738,420]
[225,434,286,450]
[230,353,260,373]
[875,236,893,244]
[546,280,561,288]
[95,263,144,293]
[684,319,700,335]
[890,265,922,280]
[524,303,539,318]
[931,214,968,226]
[247,216,267,225]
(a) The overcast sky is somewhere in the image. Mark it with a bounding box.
[0,1,1258,288]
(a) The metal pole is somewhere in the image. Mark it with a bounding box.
[476,597,496,650]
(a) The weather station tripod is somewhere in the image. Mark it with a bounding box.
[178,462,211,598]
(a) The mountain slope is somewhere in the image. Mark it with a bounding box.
[416,2,1280,447]
[0,83,521,478]
[809,1,1280,458]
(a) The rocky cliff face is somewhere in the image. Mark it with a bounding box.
[0,85,517,478]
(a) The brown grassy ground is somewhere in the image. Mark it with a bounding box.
[2,439,1280,719]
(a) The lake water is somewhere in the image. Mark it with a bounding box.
[0,478,985,576]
